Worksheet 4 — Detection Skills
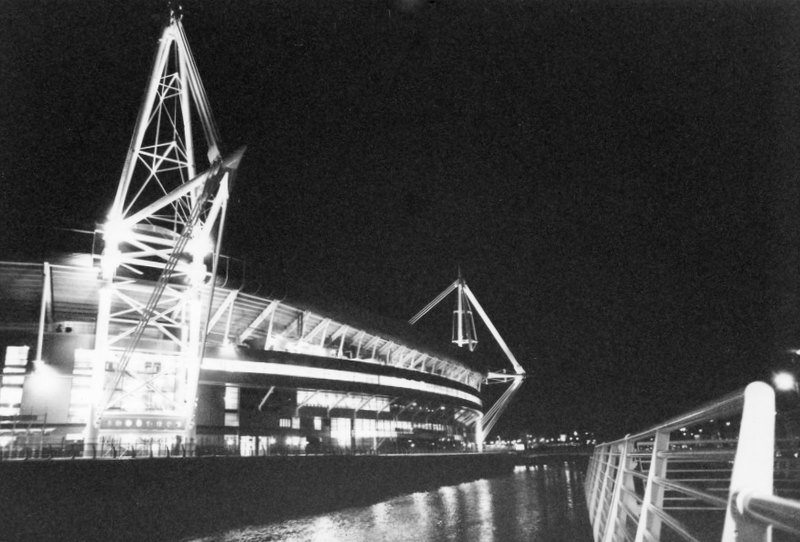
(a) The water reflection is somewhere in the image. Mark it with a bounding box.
[370,501,388,528]
[189,459,592,542]
[475,478,495,542]
[564,461,575,511]
[308,516,336,542]
[438,485,458,534]
[411,491,436,540]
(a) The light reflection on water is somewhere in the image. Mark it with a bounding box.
[564,461,575,511]
[190,459,592,542]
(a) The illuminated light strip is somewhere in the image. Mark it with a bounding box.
[201,358,483,407]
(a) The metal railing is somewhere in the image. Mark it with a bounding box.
[585,381,800,541]
[1,434,479,461]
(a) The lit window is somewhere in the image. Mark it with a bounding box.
[331,417,351,447]
[313,417,322,430]
[4,346,28,367]
[224,386,239,411]
[224,412,239,427]
[1,375,24,386]
[0,387,22,408]
[354,418,376,439]
[279,418,291,428]
[286,435,303,447]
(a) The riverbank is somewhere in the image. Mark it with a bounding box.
[0,453,515,542]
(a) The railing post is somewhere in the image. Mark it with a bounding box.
[602,439,632,542]
[593,447,615,541]
[588,446,608,523]
[586,449,600,518]
[722,382,775,542]
[634,429,670,542]
[585,450,596,515]
[620,439,640,522]
[587,447,603,531]
[603,437,637,542]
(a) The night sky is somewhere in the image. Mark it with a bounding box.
[3,0,800,439]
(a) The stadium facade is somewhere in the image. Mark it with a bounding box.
[0,14,524,457]
[0,258,488,456]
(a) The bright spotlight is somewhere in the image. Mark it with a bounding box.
[100,216,128,278]
[103,216,129,248]
[773,371,797,392]
[187,235,214,257]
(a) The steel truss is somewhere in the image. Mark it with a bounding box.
[409,276,526,445]
[220,292,485,390]
[85,13,244,454]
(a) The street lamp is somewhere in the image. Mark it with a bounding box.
[773,371,797,392]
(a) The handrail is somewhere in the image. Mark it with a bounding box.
[735,491,800,536]
[603,387,745,447]
[585,381,800,542]
[654,477,728,509]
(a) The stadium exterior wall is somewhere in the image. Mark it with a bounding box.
[0,259,486,457]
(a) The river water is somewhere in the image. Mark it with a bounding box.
[190,458,593,542]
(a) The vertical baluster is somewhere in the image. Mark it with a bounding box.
[635,430,670,542]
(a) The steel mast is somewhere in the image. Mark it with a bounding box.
[409,275,526,448]
[85,11,244,456]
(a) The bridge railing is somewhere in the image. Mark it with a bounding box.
[585,381,800,542]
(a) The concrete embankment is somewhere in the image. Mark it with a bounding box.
[0,453,515,541]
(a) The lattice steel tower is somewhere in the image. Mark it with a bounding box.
[84,12,244,455]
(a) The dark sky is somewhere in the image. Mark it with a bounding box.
[3,0,800,439]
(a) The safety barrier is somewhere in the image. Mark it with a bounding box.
[585,381,800,541]
[1,435,480,460]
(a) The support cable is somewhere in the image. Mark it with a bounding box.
[408,274,527,442]
[462,283,524,375]
[408,280,458,325]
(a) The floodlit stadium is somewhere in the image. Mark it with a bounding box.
[0,14,524,458]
